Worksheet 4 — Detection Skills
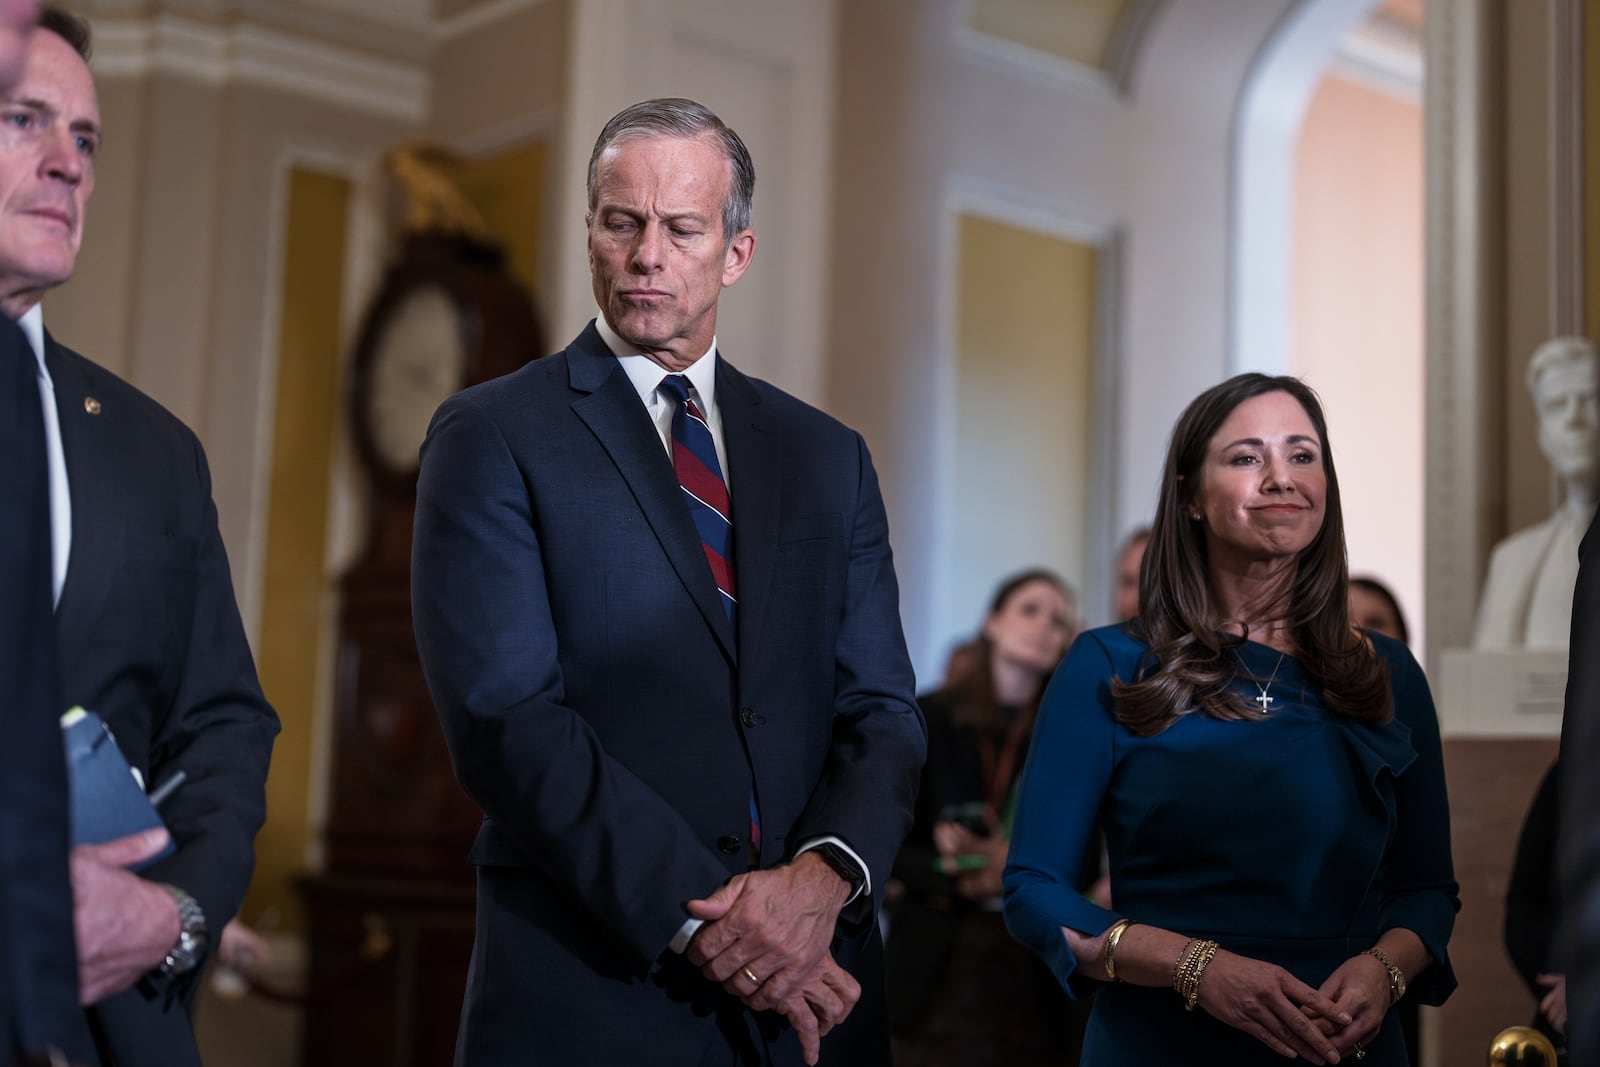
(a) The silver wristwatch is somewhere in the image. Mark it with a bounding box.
[157,884,209,976]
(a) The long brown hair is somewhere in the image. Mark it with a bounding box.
[947,569,1073,733]
[1112,374,1392,735]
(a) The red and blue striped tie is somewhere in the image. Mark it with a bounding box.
[659,374,760,859]
[659,374,736,622]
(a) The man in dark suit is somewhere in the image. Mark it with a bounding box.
[1562,511,1600,1066]
[412,98,925,1066]
[0,9,278,1066]
[0,3,101,1063]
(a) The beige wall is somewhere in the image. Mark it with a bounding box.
[969,0,1129,66]
[1292,72,1425,649]
[948,216,1096,639]
[431,0,566,149]
[828,0,1295,678]
[249,168,351,931]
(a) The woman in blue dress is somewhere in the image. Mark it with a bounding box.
[1003,373,1458,1065]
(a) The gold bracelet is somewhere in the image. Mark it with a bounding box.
[1171,938,1198,992]
[1171,938,1220,1010]
[1364,947,1407,1005]
[1184,940,1221,1011]
[1102,919,1134,982]
[1171,938,1204,1000]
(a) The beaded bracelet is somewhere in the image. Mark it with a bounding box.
[1102,919,1135,982]
[1171,939,1202,998]
[1172,938,1221,1011]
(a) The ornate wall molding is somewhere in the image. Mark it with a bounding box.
[92,12,431,122]
[1330,10,1422,102]
[1551,0,1585,334]
[1424,0,1500,682]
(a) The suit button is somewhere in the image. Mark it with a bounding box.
[740,707,764,727]
[717,835,743,854]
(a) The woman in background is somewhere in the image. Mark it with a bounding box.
[887,570,1079,1066]
[1349,576,1410,646]
[1004,374,1458,1065]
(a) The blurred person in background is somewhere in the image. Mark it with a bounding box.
[1505,758,1567,1058]
[1349,576,1409,647]
[1115,527,1151,624]
[1005,374,1458,1065]
[886,570,1078,1066]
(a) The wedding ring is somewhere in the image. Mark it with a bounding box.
[741,965,762,986]
[1352,1042,1366,1060]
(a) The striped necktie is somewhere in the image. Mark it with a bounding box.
[658,374,736,621]
[658,374,760,859]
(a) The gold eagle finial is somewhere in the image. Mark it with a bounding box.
[383,144,490,239]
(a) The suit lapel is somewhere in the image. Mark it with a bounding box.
[44,337,120,647]
[566,325,737,662]
[718,358,779,663]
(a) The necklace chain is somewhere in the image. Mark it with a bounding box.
[1251,651,1287,713]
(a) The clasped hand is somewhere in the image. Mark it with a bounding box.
[71,829,180,1005]
[686,853,858,1065]
[1195,950,1353,1064]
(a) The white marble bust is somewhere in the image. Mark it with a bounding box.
[1474,335,1600,649]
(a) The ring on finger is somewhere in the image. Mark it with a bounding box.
[741,965,763,987]
[1352,1041,1366,1060]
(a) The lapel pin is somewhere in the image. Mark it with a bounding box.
[84,397,101,415]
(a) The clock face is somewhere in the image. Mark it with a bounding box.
[365,284,469,475]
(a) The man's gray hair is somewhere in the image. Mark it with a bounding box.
[586,98,755,240]
[1527,335,1599,396]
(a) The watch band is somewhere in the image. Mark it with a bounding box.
[1363,946,1406,1004]
[808,842,866,895]
[157,884,209,976]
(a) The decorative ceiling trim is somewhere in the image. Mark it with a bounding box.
[1103,0,1169,96]
[92,13,430,123]
[436,0,553,44]
[1331,12,1423,102]
[952,24,1119,102]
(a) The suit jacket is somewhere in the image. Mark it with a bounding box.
[1562,512,1600,1066]
[412,323,926,1066]
[0,320,94,1064]
[46,335,280,1067]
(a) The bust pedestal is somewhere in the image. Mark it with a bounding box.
[1437,648,1565,738]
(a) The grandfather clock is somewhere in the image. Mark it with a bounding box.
[299,154,545,1067]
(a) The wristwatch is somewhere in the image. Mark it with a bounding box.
[807,843,866,896]
[1364,947,1406,1004]
[157,884,209,976]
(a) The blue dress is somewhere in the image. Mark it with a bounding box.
[1003,626,1458,1066]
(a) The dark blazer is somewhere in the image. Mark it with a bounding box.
[0,321,94,1064]
[412,323,926,1066]
[1562,513,1600,1065]
[1506,759,1564,1049]
[46,335,280,1067]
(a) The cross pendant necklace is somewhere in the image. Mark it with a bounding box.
[1252,651,1287,713]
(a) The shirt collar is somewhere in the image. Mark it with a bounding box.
[19,303,45,378]
[593,314,719,413]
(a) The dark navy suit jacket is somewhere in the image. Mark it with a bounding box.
[412,323,926,1066]
[1561,512,1600,1066]
[46,335,280,1067]
[0,320,93,1064]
